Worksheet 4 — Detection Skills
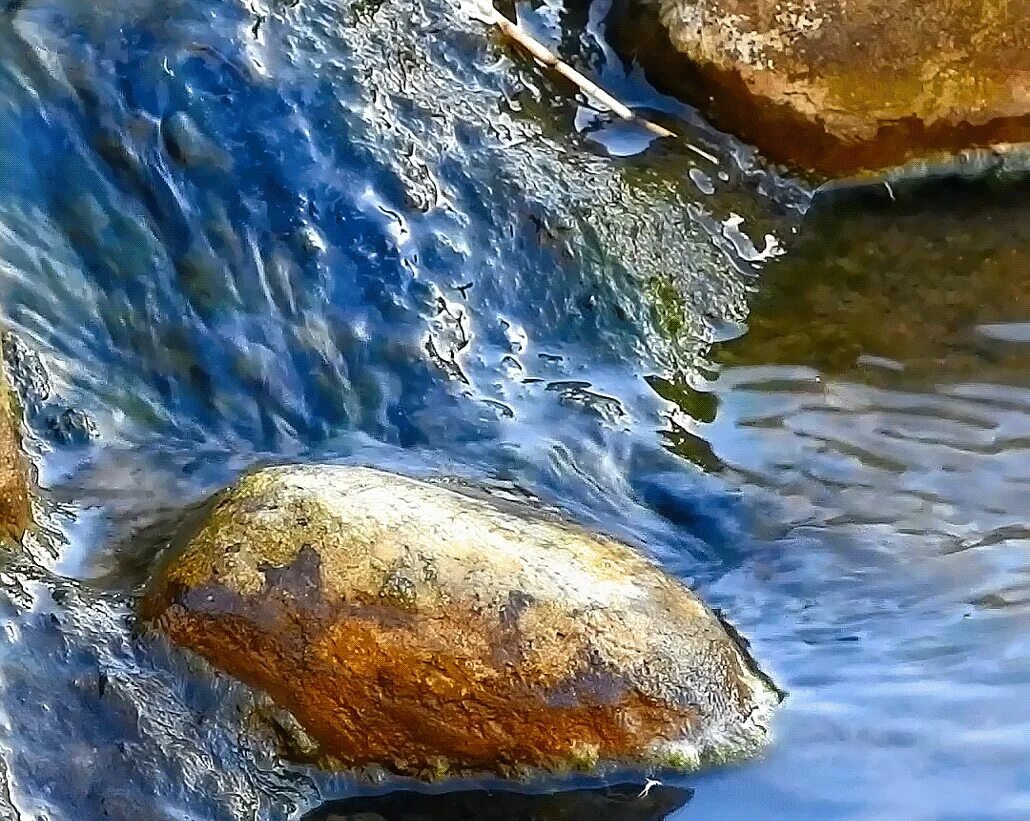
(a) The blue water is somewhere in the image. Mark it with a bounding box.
[0,0,1027,818]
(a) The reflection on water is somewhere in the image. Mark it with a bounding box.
[656,182,1030,819]
[724,180,1030,384]
[303,782,692,820]
[663,183,1029,578]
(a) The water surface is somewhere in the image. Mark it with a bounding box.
[0,0,1026,819]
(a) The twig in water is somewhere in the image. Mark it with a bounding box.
[638,778,663,798]
[476,1,719,163]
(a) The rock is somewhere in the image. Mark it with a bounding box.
[161,111,231,171]
[44,407,99,447]
[142,465,779,777]
[0,336,30,543]
[607,0,1030,176]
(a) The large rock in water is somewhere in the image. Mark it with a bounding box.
[142,465,779,776]
[0,336,29,543]
[607,0,1030,176]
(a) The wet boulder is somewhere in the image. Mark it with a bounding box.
[607,0,1030,176]
[0,336,29,543]
[142,465,779,777]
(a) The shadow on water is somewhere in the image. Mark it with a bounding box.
[302,783,692,820]
[727,175,1030,385]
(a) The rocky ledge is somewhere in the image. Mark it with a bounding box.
[142,464,780,777]
[0,335,29,543]
[607,0,1030,176]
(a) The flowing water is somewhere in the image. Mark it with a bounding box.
[0,0,1026,818]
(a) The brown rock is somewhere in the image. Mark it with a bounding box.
[607,0,1030,175]
[142,465,779,777]
[0,336,29,543]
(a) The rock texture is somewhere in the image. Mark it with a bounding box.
[607,0,1030,175]
[0,336,29,543]
[143,465,779,777]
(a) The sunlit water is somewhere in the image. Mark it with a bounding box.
[0,0,1026,819]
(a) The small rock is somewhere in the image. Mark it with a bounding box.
[45,407,99,446]
[142,465,779,776]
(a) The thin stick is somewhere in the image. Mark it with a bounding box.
[479,4,720,163]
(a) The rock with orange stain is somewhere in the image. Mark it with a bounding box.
[142,465,779,778]
[0,335,29,543]
[607,0,1030,176]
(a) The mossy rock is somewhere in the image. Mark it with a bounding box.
[143,465,780,777]
[608,0,1030,176]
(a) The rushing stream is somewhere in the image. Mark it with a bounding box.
[0,0,1026,818]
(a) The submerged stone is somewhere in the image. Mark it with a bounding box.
[142,465,779,777]
[0,335,29,543]
[607,0,1030,176]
